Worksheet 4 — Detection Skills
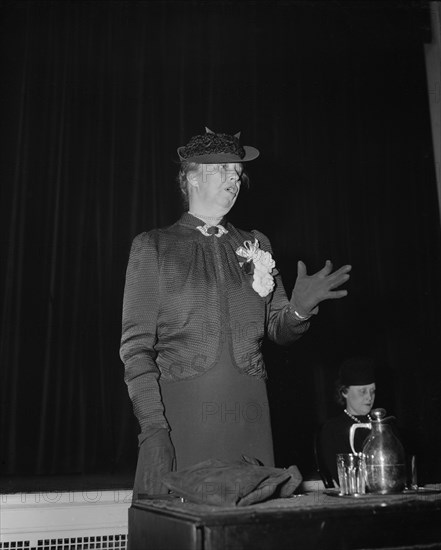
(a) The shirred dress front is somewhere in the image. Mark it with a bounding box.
[120,213,310,470]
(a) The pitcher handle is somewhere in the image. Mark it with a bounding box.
[349,422,371,454]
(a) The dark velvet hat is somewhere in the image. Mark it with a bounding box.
[177,127,260,164]
[339,357,376,386]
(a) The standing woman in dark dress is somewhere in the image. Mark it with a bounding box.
[317,357,376,487]
[120,128,352,499]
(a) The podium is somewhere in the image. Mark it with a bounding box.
[128,486,441,550]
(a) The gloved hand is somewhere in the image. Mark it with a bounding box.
[133,428,176,499]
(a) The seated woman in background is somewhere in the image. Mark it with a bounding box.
[316,357,376,487]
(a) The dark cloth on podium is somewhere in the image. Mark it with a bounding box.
[161,457,303,506]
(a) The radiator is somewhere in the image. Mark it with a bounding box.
[0,489,132,550]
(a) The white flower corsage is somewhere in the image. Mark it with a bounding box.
[236,239,276,297]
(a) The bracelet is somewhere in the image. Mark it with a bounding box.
[293,310,310,321]
[290,306,311,321]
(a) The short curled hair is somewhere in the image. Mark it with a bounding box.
[334,381,349,407]
[177,162,199,208]
[177,162,250,209]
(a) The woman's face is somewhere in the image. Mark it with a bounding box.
[343,383,376,416]
[189,163,243,214]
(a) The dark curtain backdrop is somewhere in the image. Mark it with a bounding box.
[1,0,440,485]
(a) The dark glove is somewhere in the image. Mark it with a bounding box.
[133,428,176,499]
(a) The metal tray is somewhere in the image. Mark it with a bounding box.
[324,487,440,498]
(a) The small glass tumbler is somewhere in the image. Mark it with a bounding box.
[336,453,366,495]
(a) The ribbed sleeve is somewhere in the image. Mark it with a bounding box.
[252,230,310,346]
[120,232,169,433]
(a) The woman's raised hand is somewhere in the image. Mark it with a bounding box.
[292,260,351,317]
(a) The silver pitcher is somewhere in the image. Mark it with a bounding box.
[349,408,406,494]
